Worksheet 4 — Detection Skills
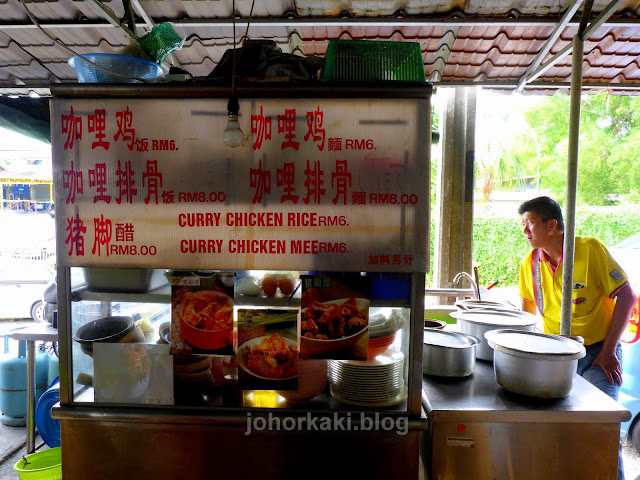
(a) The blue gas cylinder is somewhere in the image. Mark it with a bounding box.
[0,332,51,426]
[47,351,59,387]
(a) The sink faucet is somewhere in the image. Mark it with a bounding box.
[453,272,479,299]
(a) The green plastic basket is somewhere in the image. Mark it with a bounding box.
[322,39,425,82]
[138,22,184,64]
[14,448,62,480]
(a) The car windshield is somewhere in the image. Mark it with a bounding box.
[616,234,640,250]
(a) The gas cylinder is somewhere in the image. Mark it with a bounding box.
[0,332,51,426]
[47,351,59,387]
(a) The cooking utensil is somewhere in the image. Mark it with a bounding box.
[450,310,538,361]
[454,299,518,312]
[424,319,447,330]
[422,330,480,377]
[474,266,481,301]
[485,329,586,398]
[73,316,135,357]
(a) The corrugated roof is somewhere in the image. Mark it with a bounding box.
[2,0,640,96]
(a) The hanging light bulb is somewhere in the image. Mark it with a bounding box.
[224,96,244,148]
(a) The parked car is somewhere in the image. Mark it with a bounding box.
[608,233,640,452]
[0,274,52,322]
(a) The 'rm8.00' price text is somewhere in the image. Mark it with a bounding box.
[110,245,157,256]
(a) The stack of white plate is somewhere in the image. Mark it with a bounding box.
[328,348,407,407]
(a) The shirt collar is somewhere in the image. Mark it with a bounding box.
[539,248,563,274]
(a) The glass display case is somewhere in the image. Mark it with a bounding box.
[65,267,416,412]
[51,82,431,479]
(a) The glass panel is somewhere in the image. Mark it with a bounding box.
[70,268,412,414]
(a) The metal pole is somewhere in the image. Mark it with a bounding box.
[560,34,584,336]
[26,340,36,454]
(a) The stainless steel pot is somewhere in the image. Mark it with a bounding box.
[450,309,538,361]
[485,329,586,398]
[423,330,480,377]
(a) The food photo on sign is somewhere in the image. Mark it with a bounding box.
[170,271,235,355]
[299,273,370,360]
[237,309,298,391]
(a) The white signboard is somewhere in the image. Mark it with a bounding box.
[52,97,429,271]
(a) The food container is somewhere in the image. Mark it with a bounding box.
[485,329,586,398]
[82,268,167,293]
[423,330,480,377]
[424,319,447,330]
[450,309,538,361]
[14,447,62,480]
[177,290,233,351]
[73,316,135,357]
[454,299,519,312]
[277,359,328,404]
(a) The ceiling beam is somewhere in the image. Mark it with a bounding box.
[3,16,640,30]
[526,0,629,84]
[516,0,584,92]
[5,80,640,98]
[83,0,136,40]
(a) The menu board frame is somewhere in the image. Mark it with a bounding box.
[51,86,431,273]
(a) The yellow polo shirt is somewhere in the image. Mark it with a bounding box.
[519,236,630,345]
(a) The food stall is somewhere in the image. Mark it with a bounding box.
[47,79,630,480]
[49,82,432,478]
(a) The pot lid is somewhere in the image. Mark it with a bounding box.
[455,299,518,311]
[484,329,586,360]
[450,309,537,327]
[423,329,479,348]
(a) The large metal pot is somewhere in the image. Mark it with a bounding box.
[450,309,538,361]
[423,329,480,377]
[485,329,586,398]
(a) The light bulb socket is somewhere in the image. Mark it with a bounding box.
[227,96,240,116]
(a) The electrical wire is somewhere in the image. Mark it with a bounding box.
[18,0,156,83]
[240,0,257,45]
[232,0,237,94]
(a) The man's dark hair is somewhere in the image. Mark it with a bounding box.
[517,196,564,232]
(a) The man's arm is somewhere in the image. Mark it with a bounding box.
[593,285,637,385]
[522,297,537,314]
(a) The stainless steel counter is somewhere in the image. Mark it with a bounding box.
[423,358,630,424]
[422,360,631,480]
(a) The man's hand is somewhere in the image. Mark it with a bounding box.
[592,351,623,385]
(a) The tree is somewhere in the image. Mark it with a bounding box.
[516,92,640,204]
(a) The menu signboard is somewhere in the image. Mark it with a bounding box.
[52,97,428,271]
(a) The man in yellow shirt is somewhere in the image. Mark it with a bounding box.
[518,196,637,480]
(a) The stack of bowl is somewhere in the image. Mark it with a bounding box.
[278,359,328,403]
[368,309,406,359]
[173,355,212,383]
[368,332,397,359]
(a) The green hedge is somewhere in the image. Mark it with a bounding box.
[427,205,640,288]
[473,205,640,287]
